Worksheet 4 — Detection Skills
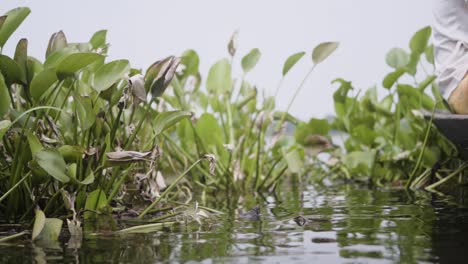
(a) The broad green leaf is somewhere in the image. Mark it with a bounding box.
[241,48,261,73]
[30,68,58,101]
[56,52,103,80]
[153,110,193,136]
[343,151,375,173]
[44,47,77,69]
[46,31,68,58]
[282,146,304,174]
[206,58,232,94]
[14,38,28,80]
[75,95,97,130]
[179,49,199,78]
[32,208,46,241]
[282,52,305,76]
[93,60,130,92]
[195,113,224,147]
[0,73,11,117]
[312,42,339,64]
[26,132,43,155]
[0,16,6,30]
[35,149,70,183]
[84,189,107,219]
[0,7,30,48]
[35,218,63,242]
[425,45,434,64]
[58,145,85,162]
[405,52,420,76]
[410,26,431,54]
[386,48,409,69]
[0,120,11,139]
[0,54,26,85]
[26,56,44,84]
[418,75,437,92]
[382,69,405,89]
[90,30,107,49]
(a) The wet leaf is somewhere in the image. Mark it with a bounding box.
[46,31,68,58]
[153,110,192,136]
[35,149,70,183]
[0,72,11,117]
[93,59,130,92]
[32,208,46,241]
[282,52,305,76]
[35,218,63,242]
[56,52,103,80]
[241,48,261,73]
[30,68,58,101]
[312,42,339,65]
[206,58,232,94]
[0,7,30,48]
[386,48,409,69]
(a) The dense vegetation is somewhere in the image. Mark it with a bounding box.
[0,7,466,242]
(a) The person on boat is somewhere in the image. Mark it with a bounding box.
[433,0,468,114]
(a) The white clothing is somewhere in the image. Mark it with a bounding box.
[432,0,468,99]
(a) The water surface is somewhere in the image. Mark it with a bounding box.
[1,184,467,263]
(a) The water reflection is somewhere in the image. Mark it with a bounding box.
[1,184,468,263]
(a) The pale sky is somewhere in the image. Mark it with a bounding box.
[1,1,432,120]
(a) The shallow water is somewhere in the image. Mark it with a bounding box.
[1,184,468,263]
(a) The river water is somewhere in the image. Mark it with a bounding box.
[1,184,467,263]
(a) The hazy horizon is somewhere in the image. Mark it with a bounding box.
[1,1,433,120]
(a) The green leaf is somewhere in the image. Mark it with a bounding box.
[90,30,107,49]
[35,149,70,183]
[343,151,375,173]
[410,26,431,54]
[0,7,30,48]
[195,113,224,147]
[30,68,58,101]
[312,42,339,64]
[32,208,46,241]
[153,110,193,136]
[14,38,28,81]
[58,145,85,163]
[116,222,177,234]
[0,73,11,117]
[206,58,232,94]
[35,218,63,242]
[179,49,200,78]
[46,31,68,58]
[75,95,97,131]
[282,146,304,174]
[84,189,107,219]
[93,60,130,92]
[386,48,409,69]
[0,54,26,85]
[56,52,104,80]
[26,56,44,84]
[241,48,261,73]
[0,120,11,139]
[382,69,405,89]
[44,47,77,69]
[282,52,305,76]
[26,132,43,156]
[425,45,434,65]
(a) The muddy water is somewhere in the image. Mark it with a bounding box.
[1,184,467,263]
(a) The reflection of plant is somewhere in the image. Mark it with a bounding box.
[297,27,464,189]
